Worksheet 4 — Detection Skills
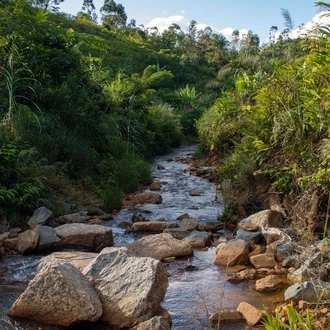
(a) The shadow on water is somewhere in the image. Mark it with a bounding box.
[0,145,285,329]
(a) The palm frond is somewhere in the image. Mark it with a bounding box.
[281,8,294,31]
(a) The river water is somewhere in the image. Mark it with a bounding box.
[0,145,285,330]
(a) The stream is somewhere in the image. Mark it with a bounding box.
[0,145,285,330]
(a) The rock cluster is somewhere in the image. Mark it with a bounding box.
[8,246,170,329]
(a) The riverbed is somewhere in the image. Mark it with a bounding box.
[0,145,285,330]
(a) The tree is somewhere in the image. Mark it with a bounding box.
[281,8,294,38]
[28,0,64,12]
[100,0,127,30]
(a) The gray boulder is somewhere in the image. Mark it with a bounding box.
[27,207,53,229]
[54,223,113,252]
[284,280,330,303]
[183,230,211,248]
[8,258,102,327]
[83,247,168,329]
[36,225,61,251]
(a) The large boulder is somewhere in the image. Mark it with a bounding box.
[17,229,39,254]
[8,258,102,327]
[214,239,250,267]
[27,206,53,229]
[83,247,168,329]
[54,223,113,252]
[125,233,194,260]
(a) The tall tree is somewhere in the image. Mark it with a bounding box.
[100,0,127,30]
[28,0,64,11]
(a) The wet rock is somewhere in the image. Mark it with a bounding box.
[36,225,61,251]
[180,218,198,231]
[255,275,283,292]
[83,247,168,328]
[209,310,242,327]
[54,223,113,252]
[235,228,263,244]
[157,164,165,170]
[198,221,224,232]
[17,229,39,254]
[132,211,146,223]
[8,258,102,327]
[130,192,163,205]
[163,228,190,239]
[39,252,97,271]
[176,213,190,220]
[130,221,177,232]
[27,206,53,229]
[130,316,170,330]
[189,190,201,196]
[183,230,211,248]
[250,253,277,269]
[284,280,330,303]
[125,233,194,261]
[237,302,264,326]
[214,239,250,267]
[149,182,162,191]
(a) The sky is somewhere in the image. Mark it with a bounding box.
[58,0,329,44]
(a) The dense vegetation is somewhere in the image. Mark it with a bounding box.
[0,0,329,238]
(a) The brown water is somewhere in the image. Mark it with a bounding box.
[0,146,286,329]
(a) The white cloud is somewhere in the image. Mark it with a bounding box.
[145,15,249,40]
[145,15,190,33]
[271,11,330,40]
[180,10,185,14]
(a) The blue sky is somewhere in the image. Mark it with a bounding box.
[59,0,325,44]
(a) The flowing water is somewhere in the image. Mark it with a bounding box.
[0,145,286,330]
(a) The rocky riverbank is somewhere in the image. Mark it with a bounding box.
[1,149,330,329]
